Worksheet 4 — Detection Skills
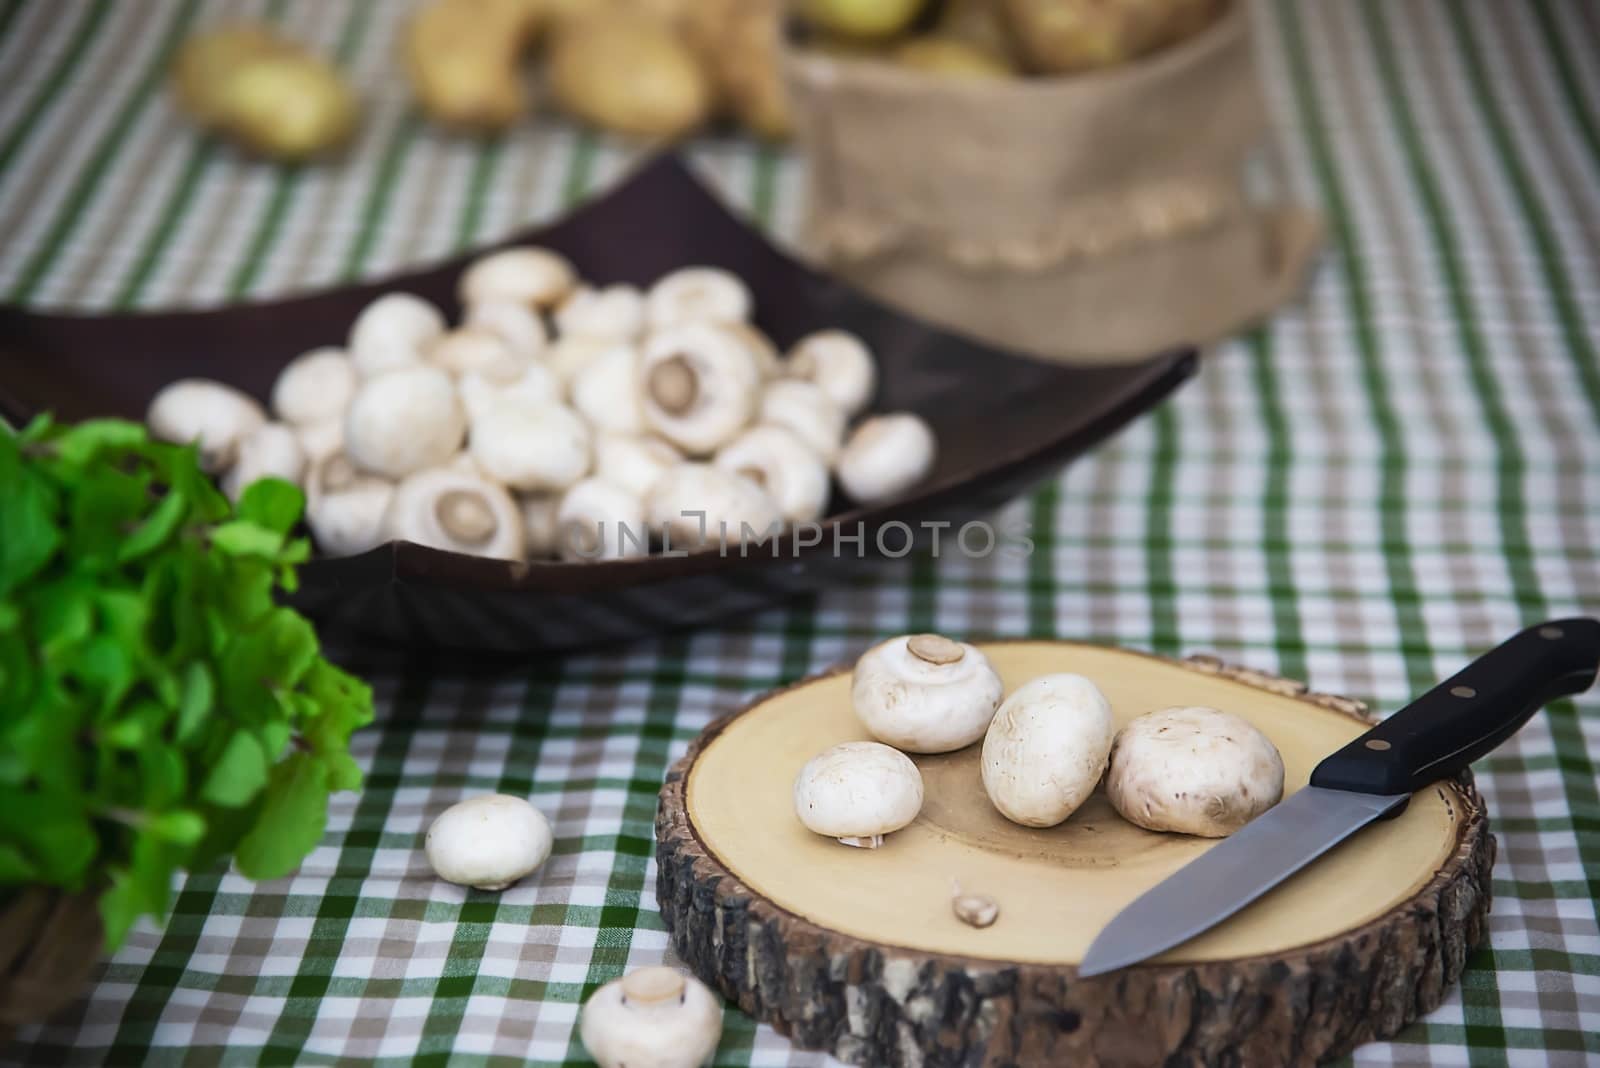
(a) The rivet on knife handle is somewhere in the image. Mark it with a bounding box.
[1309,618,1600,798]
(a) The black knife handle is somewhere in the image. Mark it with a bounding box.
[1309,618,1600,797]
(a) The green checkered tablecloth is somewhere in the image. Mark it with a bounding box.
[3,0,1599,1064]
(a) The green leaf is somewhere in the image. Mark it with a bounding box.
[233,753,329,881]
[70,635,137,713]
[139,745,186,809]
[210,520,284,558]
[0,842,39,883]
[175,661,214,742]
[0,458,61,598]
[300,661,373,793]
[0,788,97,885]
[147,810,205,845]
[99,868,141,952]
[26,574,96,657]
[50,419,149,469]
[219,609,319,722]
[119,488,188,563]
[200,731,269,807]
[235,479,304,536]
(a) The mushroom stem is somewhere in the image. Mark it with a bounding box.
[436,489,497,545]
[953,892,1000,928]
[648,355,698,414]
[620,967,688,1007]
[837,834,884,849]
[907,633,965,666]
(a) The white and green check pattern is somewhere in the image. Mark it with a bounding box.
[3,1,1599,1064]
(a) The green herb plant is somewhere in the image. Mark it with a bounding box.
[0,417,373,950]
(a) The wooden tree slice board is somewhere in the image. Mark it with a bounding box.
[656,642,1493,1067]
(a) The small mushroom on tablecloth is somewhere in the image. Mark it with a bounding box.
[579,966,723,1068]
[348,292,445,376]
[793,740,925,850]
[852,633,1004,753]
[1105,706,1286,837]
[982,673,1115,828]
[344,364,466,479]
[146,378,267,473]
[836,412,937,505]
[425,794,553,891]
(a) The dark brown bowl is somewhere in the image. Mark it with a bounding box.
[0,155,1195,652]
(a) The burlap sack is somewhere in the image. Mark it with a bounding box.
[783,2,1322,363]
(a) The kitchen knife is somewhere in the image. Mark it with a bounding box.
[1078,617,1600,977]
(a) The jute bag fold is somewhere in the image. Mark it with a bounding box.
[784,3,1322,363]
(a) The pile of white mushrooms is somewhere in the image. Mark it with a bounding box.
[422,792,722,1067]
[793,632,1287,929]
[144,247,939,562]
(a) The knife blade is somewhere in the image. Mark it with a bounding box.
[1078,617,1600,977]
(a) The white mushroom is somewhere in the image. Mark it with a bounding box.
[646,265,752,329]
[545,334,615,395]
[270,347,356,425]
[570,344,646,435]
[348,292,445,376]
[646,463,782,550]
[1105,706,1286,838]
[721,322,783,380]
[556,478,649,561]
[222,422,306,500]
[793,741,924,849]
[640,323,761,455]
[384,465,524,560]
[146,378,267,473]
[296,417,344,463]
[554,283,647,341]
[758,380,845,464]
[952,888,1000,929]
[579,967,722,1068]
[851,633,1004,753]
[344,365,465,479]
[303,452,395,557]
[457,362,559,423]
[786,330,877,416]
[465,299,548,361]
[713,425,829,523]
[836,412,937,505]
[593,434,682,500]
[458,246,576,309]
[981,674,1115,828]
[518,494,561,559]
[424,794,553,891]
[468,402,591,493]
[428,326,524,380]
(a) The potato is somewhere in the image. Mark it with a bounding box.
[998,0,1225,74]
[210,52,358,159]
[892,35,1013,78]
[680,0,790,140]
[801,0,928,40]
[405,0,531,130]
[935,0,1016,65]
[171,24,291,123]
[548,12,713,139]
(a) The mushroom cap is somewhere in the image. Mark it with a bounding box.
[545,334,615,394]
[851,634,1005,753]
[836,412,937,505]
[646,265,752,330]
[271,347,356,425]
[146,378,267,473]
[464,299,549,361]
[579,967,722,1068]
[981,673,1115,828]
[424,794,553,891]
[457,362,559,423]
[468,402,592,493]
[757,379,846,464]
[384,465,525,560]
[556,478,649,561]
[304,452,395,557]
[786,330,877,416]
[571,344,646,435]
[296,417,345,463]
[645,462,782,549]
[518,493,561,559]
[554,283,647,341]
[640,322,761,455]
[713,424,829,524]
[222,422,306,501]
[428,326,524,380]
[348,292,445,376]
[593,434,682,500]
[458,246,576,309]
[1105,706,1286,837]
[719,321,782,380]
[344,364,466,479]
[793,741,925,841]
